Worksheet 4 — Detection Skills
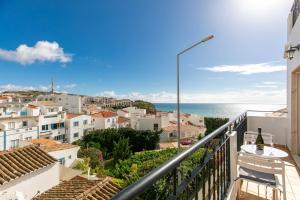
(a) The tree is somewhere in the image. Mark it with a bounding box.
[73,157,90,174]
[113,137,131,162]
[204,117,229,136]
[78,147,103,168]
[133,100,156,114]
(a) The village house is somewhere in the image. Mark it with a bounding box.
[92,111,118,129]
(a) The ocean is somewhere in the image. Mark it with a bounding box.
[154,103,286,118]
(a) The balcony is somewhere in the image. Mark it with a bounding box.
[111,110,300,200]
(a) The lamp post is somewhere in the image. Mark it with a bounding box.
[177,35,214,150]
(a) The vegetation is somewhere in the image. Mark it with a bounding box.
[133,100,156,114]
[112,137,131,162]
[74,128,160,160]
[77,147,103,168]
[204,117,229,136]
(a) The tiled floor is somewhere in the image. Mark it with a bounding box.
[239,146,300,200]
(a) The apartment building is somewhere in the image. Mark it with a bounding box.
[92,111,118,129]
[65,113,94,143]
[38,93,82,114]
[31,101,67,142]
[117,106,147,118]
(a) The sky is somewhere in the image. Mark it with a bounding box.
[0,0,294,104]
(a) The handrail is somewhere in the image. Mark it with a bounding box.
[111,111,247,199]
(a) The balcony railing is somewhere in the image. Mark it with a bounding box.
[292,0,300,27]
[112,112,247,200]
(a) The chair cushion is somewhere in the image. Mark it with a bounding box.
[239,167,276,186]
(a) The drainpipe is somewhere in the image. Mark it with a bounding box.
[37,126,40,138]
[3,131,6,151]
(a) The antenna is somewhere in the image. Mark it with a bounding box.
[51,77,54,94]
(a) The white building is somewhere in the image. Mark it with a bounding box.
[31,101,67,143]
[65,113,94,143]
[92,111,118,129]
[130,115,161,131]
[38,93,82,114]
[117,107,146,118]
[286,0,300,154]
[28,138,80,168]
[0,115,39,150]
[0,145,59,200]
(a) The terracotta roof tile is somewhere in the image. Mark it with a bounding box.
[33,176,121,200]
[67,113,81,119]
[0,146,56,186]
[117,116,129,124]
[92,111,117,118]
[29,138,79,153]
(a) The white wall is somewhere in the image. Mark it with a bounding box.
[0,163,59,200]
[49,147,80,167]
[66,115,93,143]
[247,116,288,146]
[287,12,300,151]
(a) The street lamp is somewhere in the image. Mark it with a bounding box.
[177,35,214,149]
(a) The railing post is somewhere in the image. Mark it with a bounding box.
[225,131,238,200]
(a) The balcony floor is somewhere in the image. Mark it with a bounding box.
[239,146,300,200]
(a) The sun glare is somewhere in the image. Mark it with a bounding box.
[237,0,287,17]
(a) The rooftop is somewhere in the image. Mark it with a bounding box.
[0,145,56,186]
[33,176,121,200]
[29,138,79,153]
[92,111,117,118]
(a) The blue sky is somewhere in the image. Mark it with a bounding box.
[0,0,294,104]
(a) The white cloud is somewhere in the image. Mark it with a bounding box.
[0,84,49,92]
[97,89,286,104]
[200,62,286,75]
[0,41,72,65]
[64,83,77,89]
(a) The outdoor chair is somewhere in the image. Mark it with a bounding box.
[236,152,286,200]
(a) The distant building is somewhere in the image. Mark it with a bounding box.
[32,176,120,200]
[92,111,118,129]
[160,124,205,142]
[0,146,59,200]
[65,113,94,143]
[118,116,130,128]
[28,138,80,167]
[38,93,82,114]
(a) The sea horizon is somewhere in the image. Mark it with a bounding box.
[154,103,286,118]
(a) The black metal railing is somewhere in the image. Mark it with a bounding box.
[292,0,300,27]
[112,111,247,200]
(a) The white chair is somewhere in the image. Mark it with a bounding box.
[237,152,286,200]
[243,131,274,145]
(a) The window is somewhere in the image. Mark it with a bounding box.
[42,125,49,131]
[54,134,66,141]
[25,137,32,140]
[83,120,88,125]
[22,121,28,127]
[60,122,65,128]
[107,118,110,123]
[51,123,58,130]
[8,122,15,129]
[73,132,79,138]
[10,139,20,148]
[58,158,65,166]
[154,123,159,131]
[73,121,79,127]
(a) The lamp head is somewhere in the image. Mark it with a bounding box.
[201,35,214,43]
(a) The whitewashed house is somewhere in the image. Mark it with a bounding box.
[117,107,147,118]
[0,145,59,200]
[130,115,161,131]
[28,138,80,167]
[92,111,118,129]
[0,115,39,150]
[65,113,94,143]
[286,0,300,154]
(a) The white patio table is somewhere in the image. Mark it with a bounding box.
[241,144,288,158]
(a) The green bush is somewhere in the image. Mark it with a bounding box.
[204,117,229,136]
